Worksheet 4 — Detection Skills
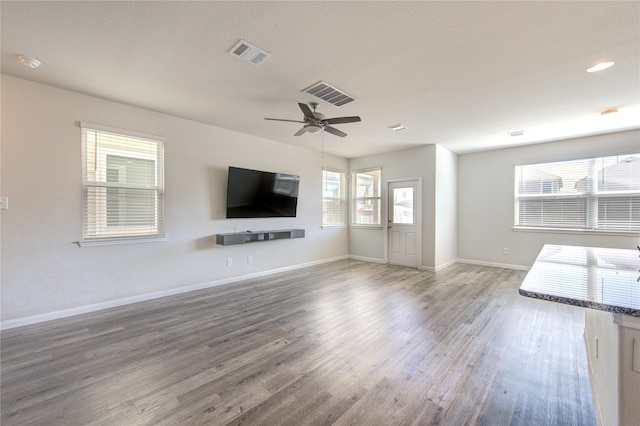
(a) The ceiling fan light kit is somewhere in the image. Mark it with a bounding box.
[305,124,324,134]
[265,102,361,137]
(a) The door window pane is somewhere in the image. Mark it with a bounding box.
[392,186,414,224]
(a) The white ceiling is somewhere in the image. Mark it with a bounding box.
[2,1,639,158]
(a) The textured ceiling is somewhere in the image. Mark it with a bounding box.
[2,1,639,158]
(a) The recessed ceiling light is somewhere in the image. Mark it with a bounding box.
[508,130,525,137]
[387,123,407,132]
[586,61,614,73]
[600,107,618,116]
[17,55,41,69]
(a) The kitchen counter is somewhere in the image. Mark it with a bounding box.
[519,244,640,317]
[519,244,640,426]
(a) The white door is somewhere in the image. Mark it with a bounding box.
[387,180,419,268]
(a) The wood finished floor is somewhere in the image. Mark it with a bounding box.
[1,260,595,425]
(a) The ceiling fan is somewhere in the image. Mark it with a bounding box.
[265,102,361,137]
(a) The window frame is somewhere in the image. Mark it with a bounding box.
[514,152,640,235]
[322,168,346,228]
[351,167,383,228]
[80,122,166,246]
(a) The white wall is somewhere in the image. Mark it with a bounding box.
[0,75,349,324]
[349,146,433,265]
[348,144,458,269]
[457,130,640,268]
[3,74,636,325]
[435,145,458,268]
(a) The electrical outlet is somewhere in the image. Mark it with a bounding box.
[227,258,233,267]
[0,197,8,210]
[503,248,509,255]
[247,255,253,263]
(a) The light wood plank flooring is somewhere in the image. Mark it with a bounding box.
[1,260,595,425]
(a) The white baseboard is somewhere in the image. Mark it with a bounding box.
[348,256,526,272]
[437,259,457,271]
[456,258,530,271]
[348,255,386,264]
[419,259,458,272]
[1,255,529,330]
[0,255,349,330]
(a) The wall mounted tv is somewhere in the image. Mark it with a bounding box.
[226,166,300,218]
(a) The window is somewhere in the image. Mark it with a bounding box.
[392,186,415,225]
[352,168,382,226]
[322,168,345,227]
[515,153,639,232]
[81,123,165,243]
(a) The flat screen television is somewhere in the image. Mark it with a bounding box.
[226,166,300,218]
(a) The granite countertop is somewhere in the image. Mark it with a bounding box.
[519,244,640,317]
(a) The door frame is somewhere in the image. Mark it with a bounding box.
[384,177,422,268]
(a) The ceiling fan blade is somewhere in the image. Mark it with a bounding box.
[323,126,347,137]
[298,103,315,120]
[264,118,306,123]
[294,127,307,136]
[324,116,361,125]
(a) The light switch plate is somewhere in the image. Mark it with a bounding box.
[0,197,8,210]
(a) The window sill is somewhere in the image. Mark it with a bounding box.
[78,235,168,247]
[350,225,384,230]
[512,227,639,237]
[322,224,346,230]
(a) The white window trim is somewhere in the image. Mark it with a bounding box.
[92,145,162,236]
[513,152,640,234]
[512,226,639,237]
[80,122,165,246]
[351,167,383,228]
[78,235,168,247]
[81,121,163,142]
[322,167,346,229]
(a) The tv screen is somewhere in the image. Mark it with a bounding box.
[226,166,300,218]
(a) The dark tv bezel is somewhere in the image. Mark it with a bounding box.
[225,166,300,219]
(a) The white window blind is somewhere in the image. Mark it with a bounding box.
[82,124,165,242]
[352,168,382,226]
[515,153,640,232]
[322,169,345,227]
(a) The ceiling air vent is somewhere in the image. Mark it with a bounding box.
[302,81,355,108]
[228,40,271,66]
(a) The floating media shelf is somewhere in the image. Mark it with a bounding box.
[215,229,305,246]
